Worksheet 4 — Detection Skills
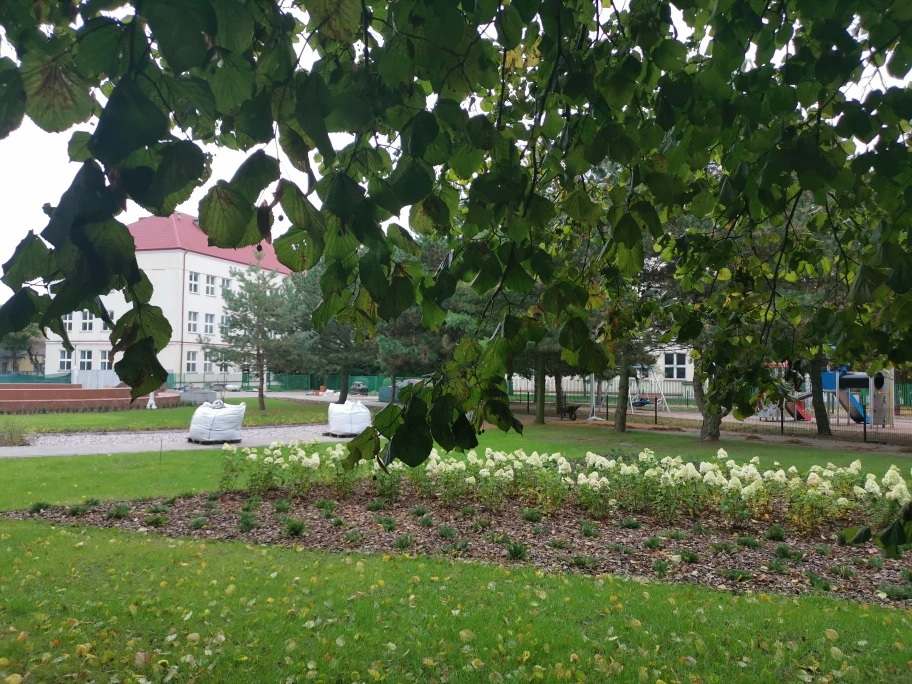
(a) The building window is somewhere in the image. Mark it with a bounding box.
[187,311,198,333]
[664,352,687,380]
[205,275,216,296]
[100,350,111,370]
[186,351,197,373]
[221,278,231,295]
[188,271,199,293]
[102,310,114,331]
[79,350,93,371]
[204,351,214,373]
[81,309,94,331]
[219,361,230,373]
[220,314,229,336]
[204,313,215,335]
[59,349,72,370]
[63,313,73,331]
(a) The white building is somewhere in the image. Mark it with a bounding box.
[45,213,290,387]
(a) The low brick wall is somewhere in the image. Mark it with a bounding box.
[0,390,180,414]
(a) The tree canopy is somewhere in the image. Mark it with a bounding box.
[0,0,910,466]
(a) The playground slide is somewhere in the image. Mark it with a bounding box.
[784,401,811,421]
[837,390,869,424]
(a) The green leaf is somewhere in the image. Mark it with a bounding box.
[452,412,479,449]
[526,194,556,227]
[875,519,907,559]
[631,201,662,239]
[471,254,502,295]
[391,157,434,207]
[110,303,173,353]
[113,337,169,401]
[614,212,642,249]
[387,224,421,257]
[279,124,311,173]
[0,57,26,139]
[389,397,433,466]
[21,52,94,133]
[2,231,53,290]
[67,131,92,162]
[559,316,590,351]
[274,227,323,272]
[373,404,404,439]
[430,396,456,452]
[296,72,335,162]
[0,289,46,340]
[89,76,169,165]
[652,39,688,72]
[449,142,485,179]
[408,110,440,158]
[344,427,381,469]
[562,188,601,225]
[208,52,256,111]
[144,0,216,73]
[306,0,362,42]
[198,181,254,247]
[230,150,280,204]
[136,141,207,215]
[211,0,255,52]
[236,90,274,144]
[848,265,886,303]
[81,219,136,268]
[324,173,365,219]
[496,4,524,51]
[358,252,389,301]
[377,274,415,320]
[73,17,128,77]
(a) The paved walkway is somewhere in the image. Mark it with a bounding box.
[0,423,350,459]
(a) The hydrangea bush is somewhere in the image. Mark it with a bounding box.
[220,442,911,534]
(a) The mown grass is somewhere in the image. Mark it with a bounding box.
[1,398,326,434]
[474,423,909,476]
[1,520,910,683]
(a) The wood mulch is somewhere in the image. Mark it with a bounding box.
[6,480,911,607]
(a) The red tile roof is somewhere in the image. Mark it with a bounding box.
[128,213,291,274]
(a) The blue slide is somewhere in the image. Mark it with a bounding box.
[838,390,870,424]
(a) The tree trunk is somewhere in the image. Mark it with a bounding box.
[256,347,266,411]
[809,353,832,436]
[337,365,350,404]
[692,369,722,442]
[534,355,545,425]
[615,353,629,433]
[555,372,564,415]
[389,372,397,405]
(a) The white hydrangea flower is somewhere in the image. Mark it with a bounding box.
[479,468,490,478]
[716,448,728,460]
[465,476,476,486]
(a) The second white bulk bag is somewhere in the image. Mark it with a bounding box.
[327,401,372,436]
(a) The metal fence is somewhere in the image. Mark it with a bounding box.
[0,372,71,384]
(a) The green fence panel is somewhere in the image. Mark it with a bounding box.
[0,372,71,384]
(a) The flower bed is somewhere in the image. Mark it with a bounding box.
[8,442,912,605]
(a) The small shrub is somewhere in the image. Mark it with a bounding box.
[765,525,786,541]
[691,521,709,535]
[331,516,345,527]
[375,515,396,532]
[815,545,833,557]
[521,508,543,523]
[284,519,306,537]
[868,556,884,570]
[238,512,257,533]
[548,539,568,549]
[68,504,87,517]
[572,555,597,569]
[419,515,433,528]
[879,584,912,600]
[471,519,492,532]
[610,544,635,555]
[366,499,387,512]
[507,542,528,561]
[0,419,29,446]
[711,542,737,554]
[492,533,512,545]
[84,498,101,508]
[107,504,130,520]
[901,568,912,583]
[736,536,761,549]
[767,558,787,574]
[807,571,831,592]
[343,529,362,544]
[681,550,699,563]
[146,514,167,528]
[531,525,545,535]
[240,496,262,512]
[410,506,427,517]
[146,504,169,514]
[207,492,221,501]
[438,526,457,540]
[444,540,470,554]
[179,491,196,500]
[663,530,688,540]
[721,568,752,581]
[29,501,51,514]
[315,499,336,516]
[644,536,663,550]
[653,560,670,578]
[191,516,207,530]
[619,518,641,529]
[830,565,856,579]
[774,544,803,561]
[394,534,414,550]
[460,505,476,516]
[203,501,217,510]
[164,496,177,505]
[274,500,291,514]
[580,521,599,537]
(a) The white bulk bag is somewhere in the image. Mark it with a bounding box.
[188,400,246,443]
[327,401,372,435]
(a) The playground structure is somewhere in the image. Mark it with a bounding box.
[627,366,671,414]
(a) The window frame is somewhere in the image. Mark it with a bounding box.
[205,274,216,296]
[81,309,94,332]
[204,313,215,335]
[187,311,198,333]
[79,349,93,371]
[188,271,200,294]
[59,349,72,370]
[664,352,688,380]
[99,350,111,371]
[186,350,198,373]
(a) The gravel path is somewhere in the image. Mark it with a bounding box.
[31,423,333,448]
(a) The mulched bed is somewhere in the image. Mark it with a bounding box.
[6,481,911,607]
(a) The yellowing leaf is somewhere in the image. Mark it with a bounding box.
[825,629,839,641]
[459,629,475,641]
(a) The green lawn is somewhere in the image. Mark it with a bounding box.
[3,398,327,433]
[1,520,910,683]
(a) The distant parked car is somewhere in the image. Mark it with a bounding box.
[224,384,241,392]
[349,381,368,396]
